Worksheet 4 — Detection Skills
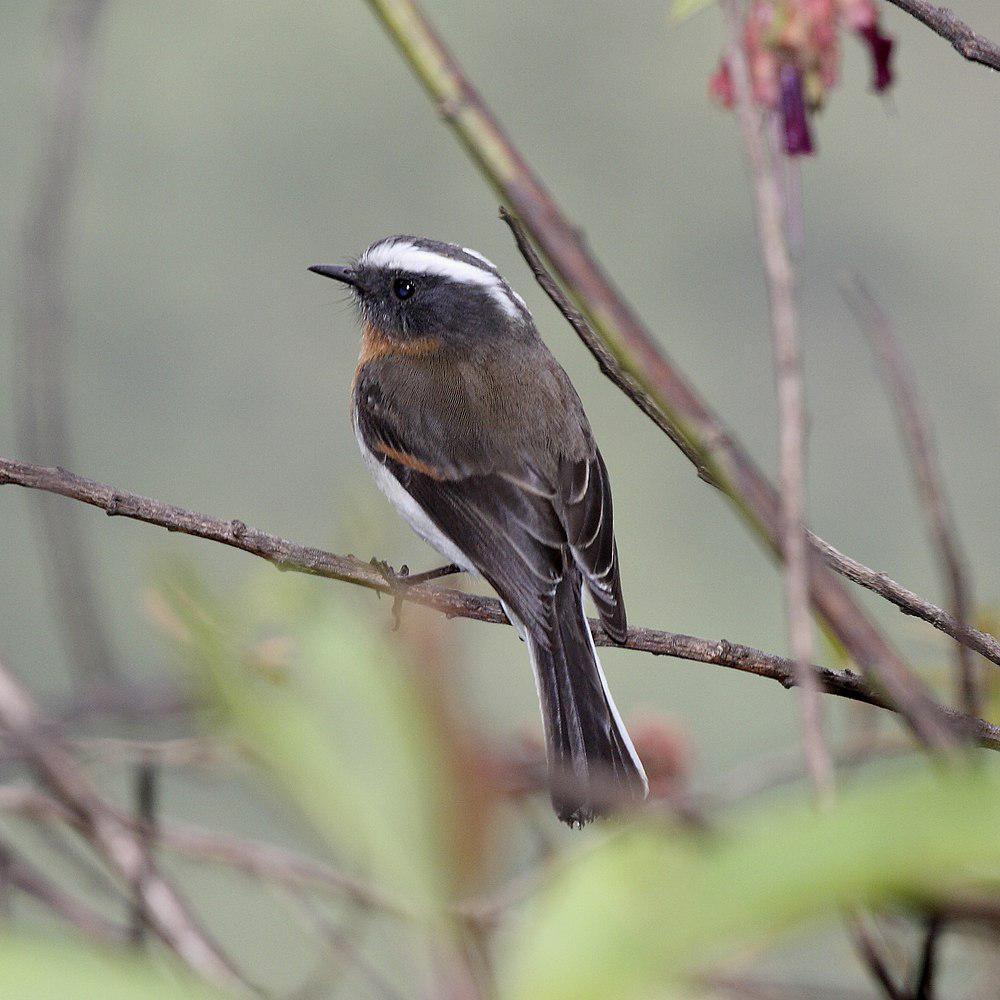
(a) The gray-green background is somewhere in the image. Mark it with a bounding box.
[1,1,998,993]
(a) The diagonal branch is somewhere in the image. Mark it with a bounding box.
[0,785,405,919]
[883,0,1000,72]
[0,837,128,944]
[498,214,1000,676]
[363,0,961,750]
[0,654,247,990]
[722,0,834,794]
[844,279,979,716]
[807,534,1000,669]
[16,0,120,690]
[911,914,943,1000]
[1,458,998,748]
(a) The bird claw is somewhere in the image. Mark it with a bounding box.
[370,558,410,631]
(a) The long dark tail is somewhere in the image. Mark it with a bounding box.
[525,571,648,827]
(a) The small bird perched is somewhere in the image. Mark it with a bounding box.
[310,236,647,826]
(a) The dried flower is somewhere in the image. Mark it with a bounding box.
[709,0,894,156]
[779,63,814,154]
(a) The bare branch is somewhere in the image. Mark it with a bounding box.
[0,656,247,990]
[911,915,944,1000]
[498,207,706,471]
[499,212,1000,714]
[844,280,979,715]
[710,733,915,806]
[0,838,127,944]
[16,0,120,689]
[130,762,157,946]
[883,0,1000,72]
[0,785,407,918]
[808,533,1000,670]
[722,0,834,799]
[850,919,905,1000]
[1,458,998,748]
[363,0,953,747]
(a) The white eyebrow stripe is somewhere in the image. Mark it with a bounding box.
[462,247,498,269]
[361,241,521,318]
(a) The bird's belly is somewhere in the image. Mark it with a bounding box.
[353,411,478,575]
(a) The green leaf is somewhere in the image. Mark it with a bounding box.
[0,938,216,1000]
[501,764,1000,1000]
[161,575,458,916]
[669,0,717,23]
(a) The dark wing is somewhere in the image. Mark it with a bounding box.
[355,383,627,642]
[558,451,627,643]
[356,396,565,635]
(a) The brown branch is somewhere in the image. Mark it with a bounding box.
[2,458,998,749]
[16,0,120,689]
[0,656,247,990]
[130,762,157,946]
[911,915,943,1000]
[723,11,906,993]
[286,892,412,1000]
[722,0,834,797]
[807,533,1000,669]
[497,217,1000,683]
[498,208,705,471]
[0,838,128,944]
[883,0,1000,72]
[499,216,959,753]
[364,0,958,754]
[0,781,548,932]
[844,280,979,716]
[710,733,916,806]
[850,919,905,1000]
[0,785,409,918]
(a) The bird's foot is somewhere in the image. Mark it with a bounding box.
[369,559,463,630]
[370,558,410,631]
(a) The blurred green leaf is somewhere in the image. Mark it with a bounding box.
[160,574,457,917]
[669,0,716,22]
[0,938,216,1000]
[501,764,1000,1000]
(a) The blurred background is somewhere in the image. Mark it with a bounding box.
[1,1,999,994]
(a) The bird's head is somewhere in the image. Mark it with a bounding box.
[309,236,532,346]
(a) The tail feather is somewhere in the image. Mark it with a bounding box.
[525,571,647,827]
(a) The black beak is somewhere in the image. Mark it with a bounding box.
[308,264,368,292]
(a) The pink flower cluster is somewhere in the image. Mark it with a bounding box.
[710,0,894,155]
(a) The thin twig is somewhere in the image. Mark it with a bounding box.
[0,782,536,930]
[0,656,247,991]
[496,217,960,754]
[807,533,1000,669]
[287,892,410,1000]
[363,0,953,745]
[16,0,120,690]
[724,7,904,990]
[911,914,943,999]
[0,785,407,918]
[850,919,905,1000]
[710,733,915,806]
[723,0,834,799]
[130,762,157,946]
[496,220,1000,681]
[2,458,999,745]
[844,279,979,716]
[0,838,128,944]
[498,208,703,468]
[883,0,1000,72]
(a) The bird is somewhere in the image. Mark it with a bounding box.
[310,236,647,826]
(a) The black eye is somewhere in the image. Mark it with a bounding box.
[392,277,415,300]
